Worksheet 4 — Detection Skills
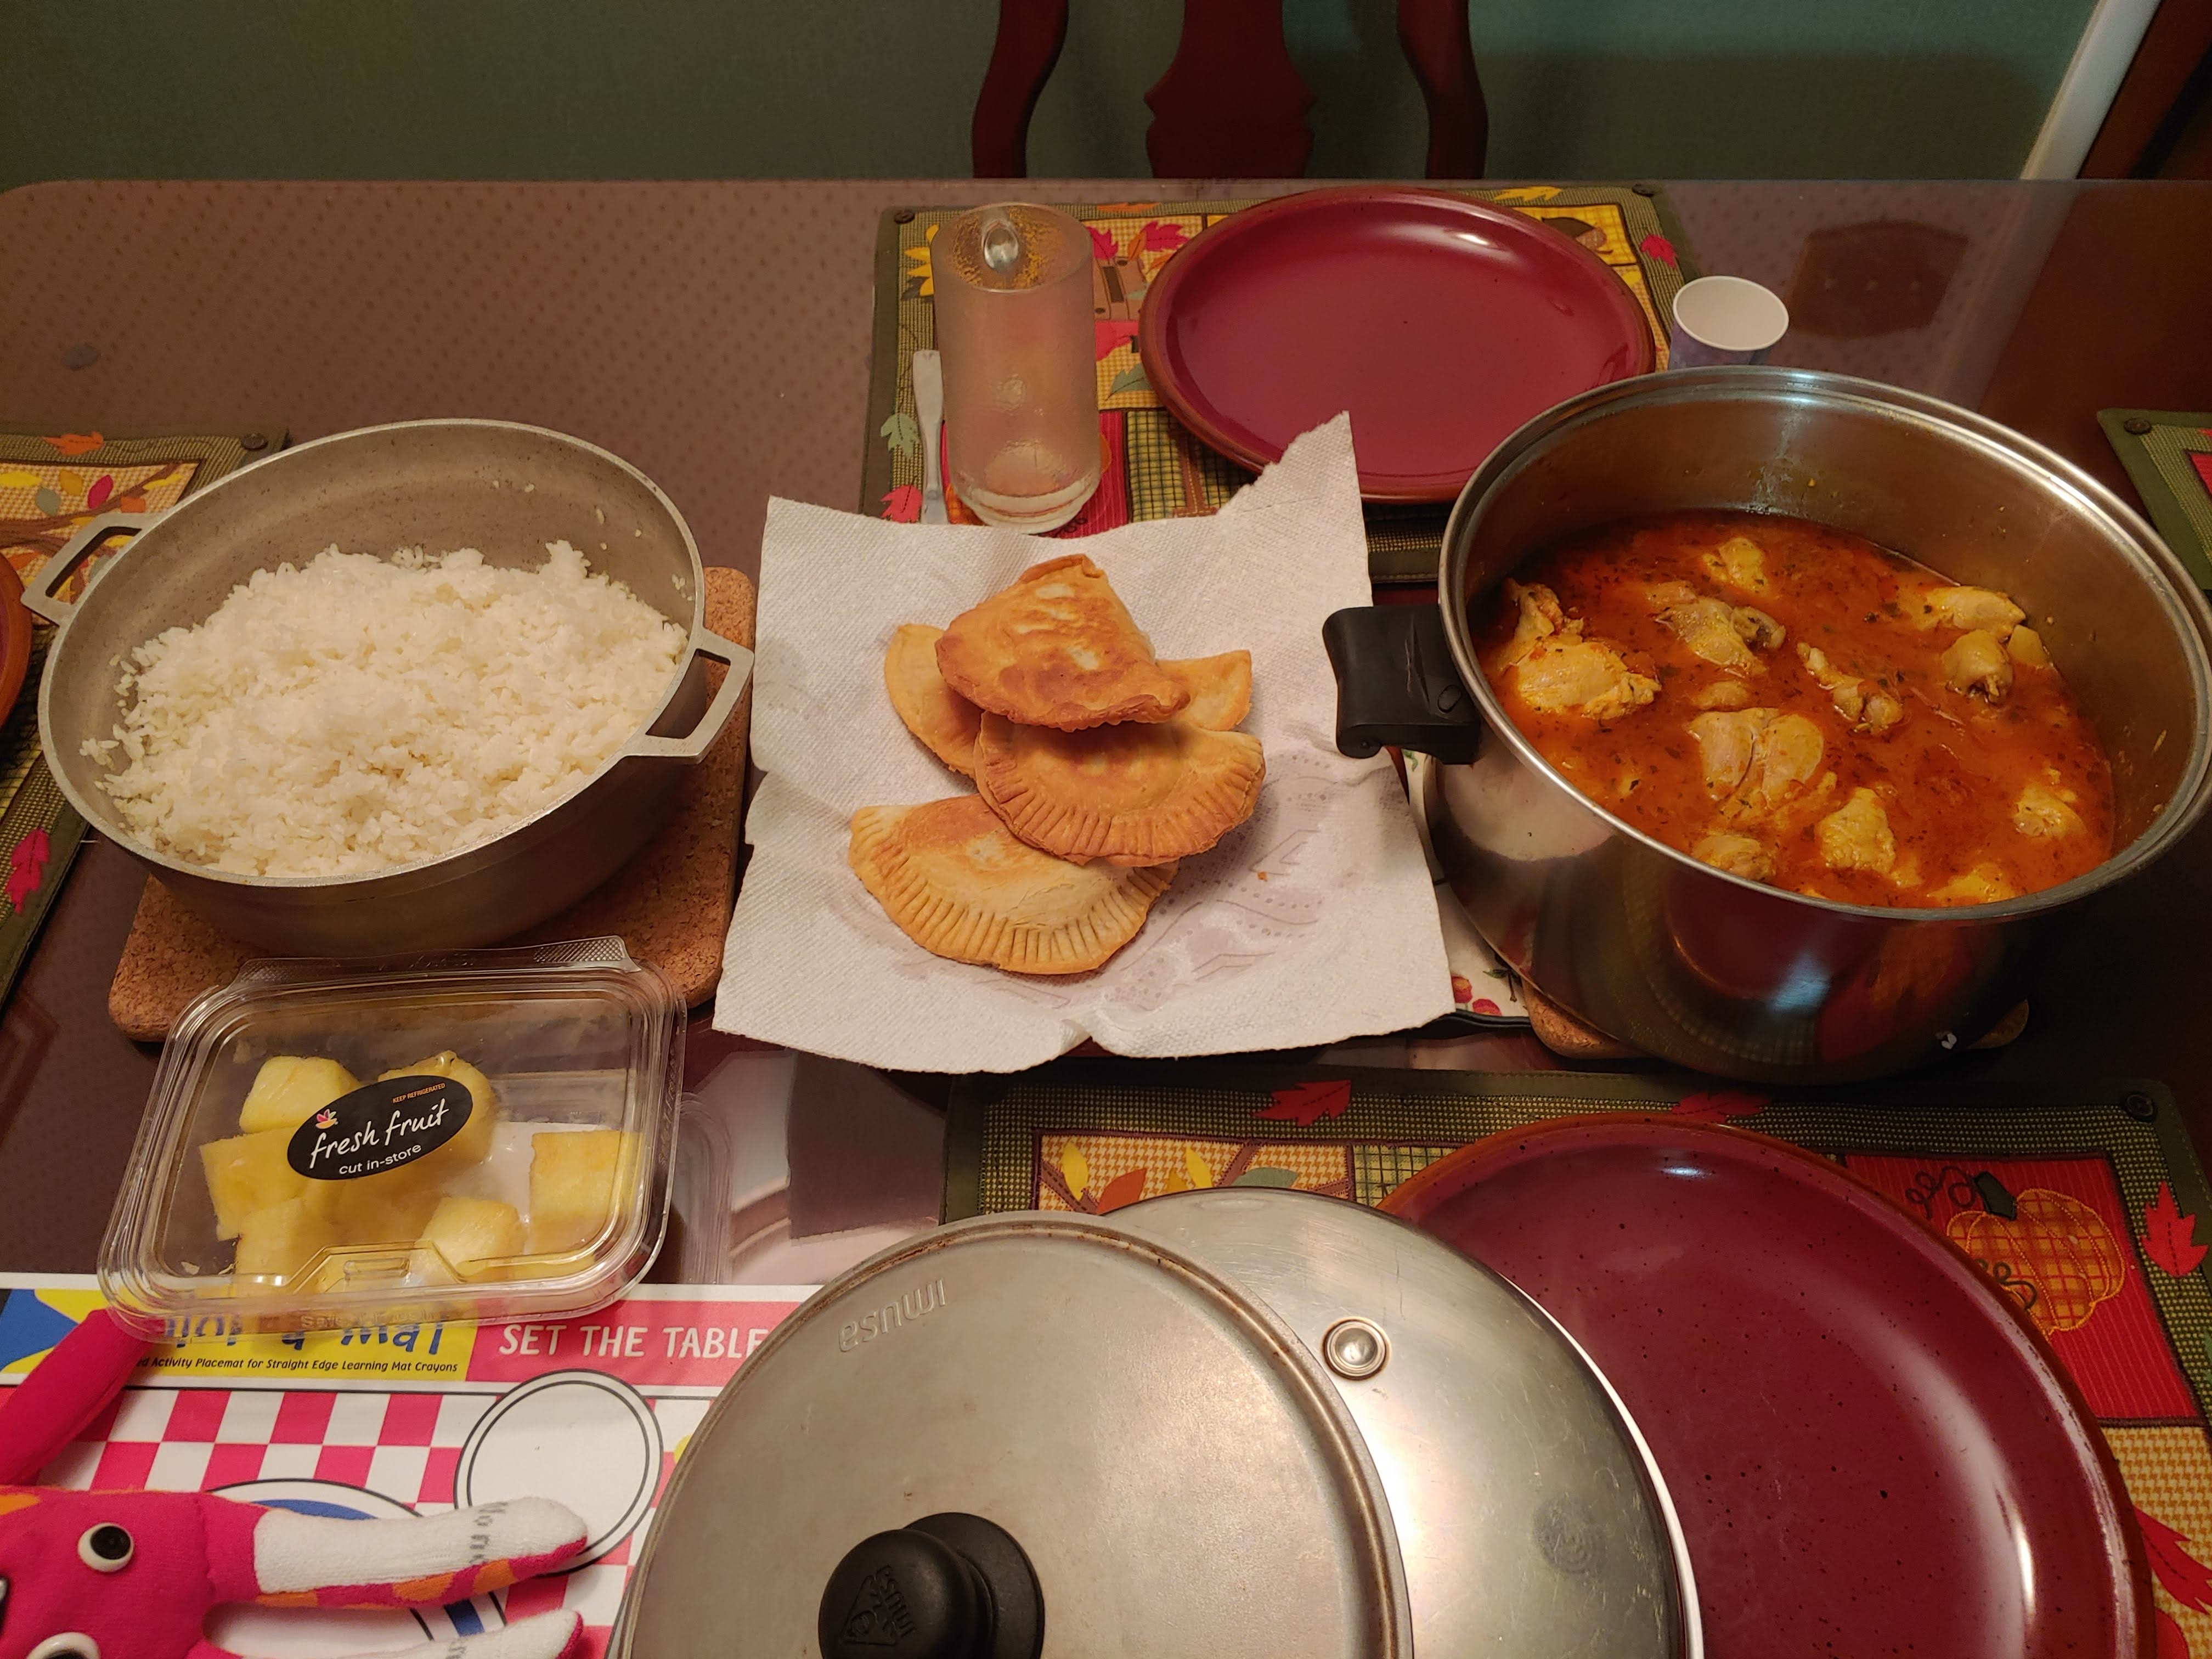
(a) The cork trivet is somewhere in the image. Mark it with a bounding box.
[1524,979,2031,1063]
[107,568,755,1039]
[1522,983,1642,1062]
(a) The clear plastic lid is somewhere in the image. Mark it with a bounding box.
[100,938,684,1336]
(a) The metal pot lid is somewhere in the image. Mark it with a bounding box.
[1111,1188,1697,1659]
[616,1209,1414,1659]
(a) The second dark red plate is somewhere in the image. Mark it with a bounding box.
[1138,187,1654,502]
[1384,1117,2149,1659]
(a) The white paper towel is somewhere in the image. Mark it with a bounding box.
[714,415,1453,1071]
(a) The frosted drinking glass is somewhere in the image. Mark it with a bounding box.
[930,202,1102,532]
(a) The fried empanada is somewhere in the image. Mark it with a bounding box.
[1169,650,1252,729]
[973,712,1263,867]
[885,624,982,773]
[849,795,1174,975]
[936,555,1189,730]
[890,629,1253,777]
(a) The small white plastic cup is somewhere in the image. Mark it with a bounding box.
[1669,276,1789,368]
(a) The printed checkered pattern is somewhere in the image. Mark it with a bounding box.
[38,1385,711,1659]
[1351,1144,1459,1206]
[2106,1425,2212,1652]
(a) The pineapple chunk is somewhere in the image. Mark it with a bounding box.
[527,1130,641,1256]
[233,1197,336,1283]
[417,1197,525,1282]
[238,1056,360,1135]
[200,1127,308,1240]
[379,1052,498,1178]
[325,1171,443,1248]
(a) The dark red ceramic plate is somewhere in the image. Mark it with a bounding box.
[1138,187,1654,502]
[0,560,30,720]
[1384,1118,2149,1659]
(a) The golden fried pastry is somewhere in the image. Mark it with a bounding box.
[936,555,1189,731]
[850,795,1174,974]
[1169,650,1252,730]
[973,712,1264,867]
[891,628,1254,777]
[885,624,982,773]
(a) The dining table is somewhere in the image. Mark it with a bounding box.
[0,174,2208,1282]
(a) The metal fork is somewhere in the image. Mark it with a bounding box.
[912,349,949,524]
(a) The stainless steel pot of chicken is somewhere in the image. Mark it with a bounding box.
[1325,369,2212,1081]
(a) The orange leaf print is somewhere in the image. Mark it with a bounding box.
[43,433,102,456]
[2145,1183,2209,1277]
[1094,1168,1147,1214]
[2141,1506,2212,1612]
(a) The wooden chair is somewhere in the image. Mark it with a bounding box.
[972,0,1487,179]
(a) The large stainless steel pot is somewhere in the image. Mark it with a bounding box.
[615,1187,1701,1659]
[32,420,752,956]
[1327,369,2212,1082]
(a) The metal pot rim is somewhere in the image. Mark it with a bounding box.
[39,417,719,893]
[1434,366,2212,924]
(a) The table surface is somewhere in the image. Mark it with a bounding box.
[1,176,2208,1275]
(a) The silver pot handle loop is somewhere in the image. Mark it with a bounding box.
[22,509,166,627]
[625,628,754,762]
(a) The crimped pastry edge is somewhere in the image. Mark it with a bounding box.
[848,803,1176,974]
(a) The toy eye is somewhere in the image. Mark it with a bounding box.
[77,1524,132,1571]
[29,1636,100,1659]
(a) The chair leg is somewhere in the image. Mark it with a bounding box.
[1398,0,1488,178]
[972,0,1071,178]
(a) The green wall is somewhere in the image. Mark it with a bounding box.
[0,0,2095,192]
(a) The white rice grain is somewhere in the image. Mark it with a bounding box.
[87,541,686,878]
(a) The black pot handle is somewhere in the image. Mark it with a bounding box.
[1323,603,1483,763]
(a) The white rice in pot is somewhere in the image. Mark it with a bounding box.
[82,540,688,878]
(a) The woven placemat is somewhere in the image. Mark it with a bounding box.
[0,426,272,1012]
[947,1058,2212,1647]
[2102,409,2212,591]
[861,185,1699,584]
[107,567,753,1037]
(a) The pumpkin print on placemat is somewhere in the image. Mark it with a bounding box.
[1942,1175,2126,1334]
[1846,1153,2199,1421]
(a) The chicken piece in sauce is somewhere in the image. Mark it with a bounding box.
[1498,580,1660,719]
[1654,594,1786,674]
[1815,788,1899,876]
[1941,629,2013,703]
[1797,643,1904,734]
[1917,585,2025,635]
[1702,535,1769,594]
[1479,511,2115,909]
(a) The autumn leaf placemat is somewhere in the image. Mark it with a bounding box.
[0,425,275,1007]
[947,1059,2212,1651]
[862,185,1699,585]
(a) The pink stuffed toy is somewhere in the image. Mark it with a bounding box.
[0,1309,591,1659]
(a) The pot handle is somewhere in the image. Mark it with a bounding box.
[1322,603,1483,763]
[625,627,755,763]
[22,510,166,627]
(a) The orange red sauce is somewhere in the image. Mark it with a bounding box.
[1477,510,2115,908]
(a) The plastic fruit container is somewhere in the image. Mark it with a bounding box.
[100,938,683,1336]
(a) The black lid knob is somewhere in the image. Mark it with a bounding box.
[819,1513,1043,1659]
